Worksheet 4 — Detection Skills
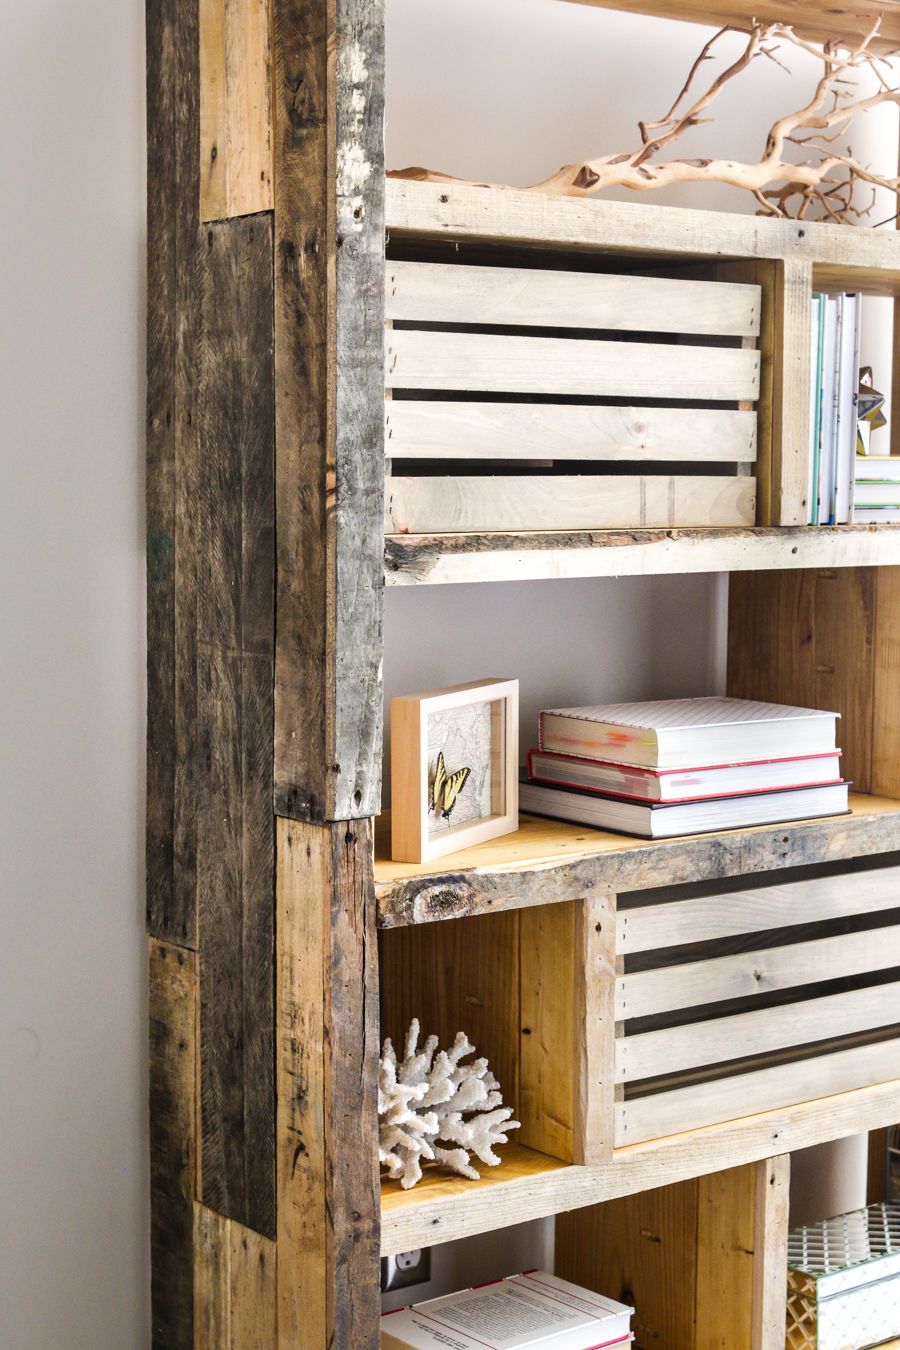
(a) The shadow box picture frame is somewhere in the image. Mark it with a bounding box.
[390,678,519,864]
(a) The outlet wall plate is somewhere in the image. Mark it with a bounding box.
[381,1248,432,1292]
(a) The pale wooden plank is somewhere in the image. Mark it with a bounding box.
[386,260,761,336]
[385,179,900,279]
[696,1163,757,1350]
[381,1078,900,1255]
[560,0,900,49]
[385,402,757,462]
[387,329,760,400]
[574,891,616,1164]
[771,258,813,526]
[385,475,756,534]
[617,925,900,1021]
[194,1205,229,1349]
[385,525,900,586]
[520,903,576,1162]
[228,1223,276,1350]
[375,795,900,927]
[617,1038,900,1146]
[617,980,900,1083]
[617,865,900,955]
[872,568,900,799]
[200,0,273,222]
[752,1155,790,1350]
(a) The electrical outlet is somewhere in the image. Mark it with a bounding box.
[381,1248,431,1291]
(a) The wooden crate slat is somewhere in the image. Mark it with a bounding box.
[617,1037,900,1147]
[617,979,900,1084]
[386,474,756,533]
[616,924,900,1021]
[617,864,900,955]
[386,260,761,336]
[387,329,760,400]
[385,402,757,462]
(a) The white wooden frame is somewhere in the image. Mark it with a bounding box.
[390,679,519,863]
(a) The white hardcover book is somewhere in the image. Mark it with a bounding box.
[835,294,860,524]
[856,456,900,482]
[818,296,839,524]
[381,1271,634,1350]
[538,697,839,770]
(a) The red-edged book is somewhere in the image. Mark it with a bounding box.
[526,748,843,804]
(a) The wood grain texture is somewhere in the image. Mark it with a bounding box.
[150,939,198,1350]
[146,0,202,948]
[872,568,900,799]
[560,0,900,48]
[272,0,385,823]
[387,329,760,400]
[194,1204,277,1348]
[374,794,900,927]
[276,817,380,1348]
[575,891,617,1164]
[386,475,756,534]
[728,568,876,791]
[385,525,900,587]
[519,903,576,1161]
[386,179,900,275]
[196,214,275,1237]
[752,1156,790,1350]
[386,259,761,335]
[695,1163,757,1350]
[381,1078,900,1254]
[385,402,758,462]
[200,0,273,221]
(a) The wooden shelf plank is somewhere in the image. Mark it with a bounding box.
[376,793,900,927]
[385,525,900,587]
[558,1,900,50]
[380,1077,900,1254]
[386,180,900,284]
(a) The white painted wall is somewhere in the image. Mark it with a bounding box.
[0,1,147,1346]
[0,0,893,1343]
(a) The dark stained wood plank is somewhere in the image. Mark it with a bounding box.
[197,214,276,1238]
[146,0,202,948]
[149,939,198,1350]
[728,568,876,791]
[272,0,385,824]
[276,818,381,1348]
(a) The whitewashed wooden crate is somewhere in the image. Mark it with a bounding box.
[384,257,761,534]
[613,862,900,1149]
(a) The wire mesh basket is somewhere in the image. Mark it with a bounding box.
[786,1202,900,1349]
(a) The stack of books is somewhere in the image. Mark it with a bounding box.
[519,697,849,840]
[381,1270,634,1348]
[853,455,900,524]
[808,292,861,526]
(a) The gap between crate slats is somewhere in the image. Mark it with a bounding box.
[385,474,756,533]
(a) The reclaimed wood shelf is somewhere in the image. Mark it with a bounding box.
[386,525,900,587]
[376,795,900,926]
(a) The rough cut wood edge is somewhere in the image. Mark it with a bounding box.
[150,939,198,1349]
[273,0,385,824]
[384,402,758,462]
[375,794,900,926]
[384,526,900,587]
[146,0,201,947]
[385,475,756,534]
[385,179,900,279]
[575,891,616,1164]
[380,1076,900,1254]
[276,818,381,1347]
[752,1155,790,1350]
[200,0,274,222]
[197,213,275,1238]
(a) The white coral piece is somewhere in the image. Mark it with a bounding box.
[378,1019,521,1189]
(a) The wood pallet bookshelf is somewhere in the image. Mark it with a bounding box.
[146,0,900,1345]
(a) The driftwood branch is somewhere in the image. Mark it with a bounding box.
[390,21,900,221]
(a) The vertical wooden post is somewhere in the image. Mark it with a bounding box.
[575,889,616,1164]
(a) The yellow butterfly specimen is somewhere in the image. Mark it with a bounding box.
[431,751,471,821]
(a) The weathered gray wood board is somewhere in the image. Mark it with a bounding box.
[146,0,201,947]
[272,0,386,824]
[197,214,276,1238]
